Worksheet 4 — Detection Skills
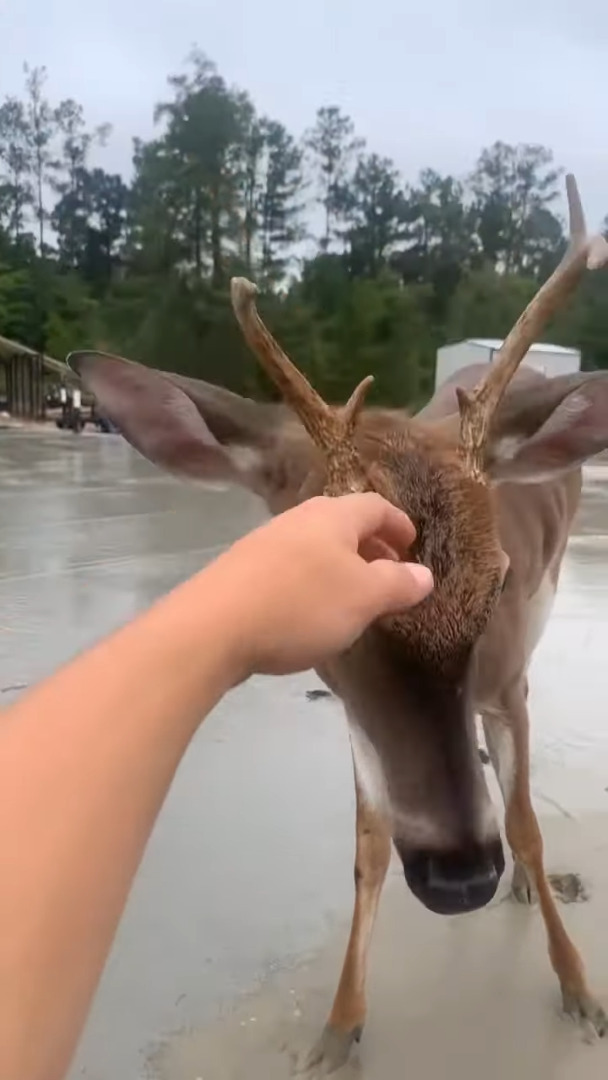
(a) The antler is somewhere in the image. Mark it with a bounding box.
[457,174,608,480]
[230,277,374,495]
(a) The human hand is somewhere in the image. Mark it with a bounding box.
[211,493,433,678]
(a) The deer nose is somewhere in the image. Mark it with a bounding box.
[400,839,505,915]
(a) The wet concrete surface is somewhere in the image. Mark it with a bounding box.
[1,431,608,1080]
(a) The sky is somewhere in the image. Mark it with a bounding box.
[2,0,608,227]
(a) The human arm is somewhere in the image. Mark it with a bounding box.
[0,493,432,1080]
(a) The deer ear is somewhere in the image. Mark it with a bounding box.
[67,350,268,486]
[487,372,608,483]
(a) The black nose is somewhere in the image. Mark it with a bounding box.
[400,840,505,915]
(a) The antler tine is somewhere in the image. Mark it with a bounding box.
[231,277,335,451]
[231,277,375,495]
[342,375,375,434]
[566,172,586,240]
[458,174,608,480]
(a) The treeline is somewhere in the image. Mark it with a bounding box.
[1,49,607,407]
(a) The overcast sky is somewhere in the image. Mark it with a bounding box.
[2,0,607,226]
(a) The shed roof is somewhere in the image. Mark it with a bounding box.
[467,338,579,357]
[0,334,69,377]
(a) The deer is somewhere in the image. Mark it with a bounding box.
[68,174,608,1076]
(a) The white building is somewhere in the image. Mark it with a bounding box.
[435,338,580,391]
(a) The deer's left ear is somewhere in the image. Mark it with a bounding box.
[486,372,608,483]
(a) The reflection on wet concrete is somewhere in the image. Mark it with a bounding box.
[531,464,608,801]
[0,431,266,696]
[1,431,608,1079]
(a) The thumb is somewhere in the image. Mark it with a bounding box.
[363,559,434,618]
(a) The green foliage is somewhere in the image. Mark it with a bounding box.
[0,264,37,343]
[44,272,101,358]
[445,267,538,343]
[0,51,607,411]
[284,262,434,405]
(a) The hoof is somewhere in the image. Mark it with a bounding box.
[562,987,607,1041]
[296,1023,362,1076]
[510,860,537,905]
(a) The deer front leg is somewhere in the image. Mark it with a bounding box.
[484,692,607,1037]
[482,705,535,905]
[301,766,391,1076]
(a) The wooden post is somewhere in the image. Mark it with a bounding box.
[4,352,45,419]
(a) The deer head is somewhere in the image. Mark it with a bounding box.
[68,175,608,916]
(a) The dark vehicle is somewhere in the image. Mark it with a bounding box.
[94,413,118,434]
[55,406,117,434]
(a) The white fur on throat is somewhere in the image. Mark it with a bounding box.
[347,719,390,814]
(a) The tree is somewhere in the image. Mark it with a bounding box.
[83,169,128,290]
[0,98,32,241]
[235,116,305,282]
[257,119,305,283]
[128,136,188,274]
[151,49,252,285]
[304,106,363,250]
[239,114,265,276]
[391,169,474,324]
[53,167,128,291]
[23,64,58,256]
[54,99,110,195]
[341,152,408,277]
[470,142,564,277]
[52,99,112,270]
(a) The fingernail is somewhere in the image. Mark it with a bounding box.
[409,564,434,592]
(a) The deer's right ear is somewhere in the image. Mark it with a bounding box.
[486,371,608,483]
[67,351,260,486]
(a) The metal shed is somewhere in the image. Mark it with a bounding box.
[435,338,581,391]
[0,335,68,420]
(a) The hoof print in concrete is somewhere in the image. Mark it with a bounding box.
[549,872,589,904]
[306,690,333,702]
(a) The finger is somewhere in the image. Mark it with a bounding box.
[333,493,417,555]
[359,536,400,563]
[362,559,434,618]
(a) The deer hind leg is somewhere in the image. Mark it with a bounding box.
[301,762,391,1076]
[484,693,607,1037]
